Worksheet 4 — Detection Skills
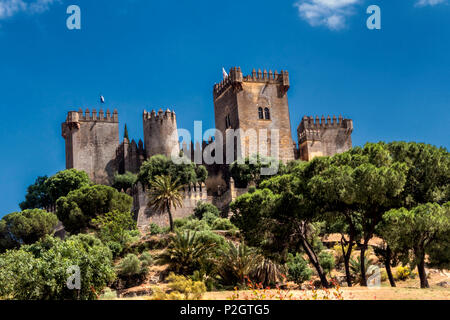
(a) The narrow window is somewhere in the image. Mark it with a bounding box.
[264,108,271,120]
[258,107,264,119]
[225,115,231,128]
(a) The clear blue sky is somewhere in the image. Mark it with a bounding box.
[0,0,449,216]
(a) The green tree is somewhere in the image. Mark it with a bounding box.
[0,209,58,252]
[112,172,138,192]
[91,210,137,257]
[19,176,51,210]
[382,202,450,288]
[0,234,115,300]
[231,162,333,288]
[138,155,207,187]
[230,154,287,188]
[45,169,91,203]
[147,175,183,232]
[309,143,408,286]
[56,185,133,234]
[387,142,450,208]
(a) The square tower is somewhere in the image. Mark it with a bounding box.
[62,109,120,185]
[213,67,295,163]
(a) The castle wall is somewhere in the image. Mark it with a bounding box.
[117,138,145,174]
[297,116,353,161]
[62,109,119,185]
[213,67,295,163]
[133,182,211,229]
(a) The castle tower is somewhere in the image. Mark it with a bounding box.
[143,109,180,159]
[213,67,295,163]
[297,115,353,161]
[62,108,119,185]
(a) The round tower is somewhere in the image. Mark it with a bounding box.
[143,108,180,159]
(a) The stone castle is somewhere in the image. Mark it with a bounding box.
[62,67,354,228]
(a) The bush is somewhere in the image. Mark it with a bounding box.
[216,242,262,287]
[148,223,162,235]
[56,185,133,234]
[158,231,216,275]
[150,273,206,300]
[395,265,414,281]
[211,218,237,231]
[117,254,143,277]
[202,212,219,227]
[139,252,153,268]
[173,216,195,229]
[194,202,220,220]
[0,234,115,300]
[318,250,335,276]
[250,256,285,287]
[112,172,137,192]
[286,253,313,285]
[100,288,117,300]
[196,230,228,250]
[177,218,211,232]
[349,254,376,285]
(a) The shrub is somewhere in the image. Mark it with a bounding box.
[318,250,335,276]
[196,230,228,250]
[193,202,220,220]
[177,218,211,232]
[349,254,376,285]
[106,241,124,258]
[150,273,206,300]
[158,231,216,275]
[100,288,117,300]
[0,234,115,300]
[211,218,237,231]
[112,172,137,192]
[395,265,413,281]
[216,242,262,287]
[148,223,162,235]
[286,253,313,285]
[139,252,153,268]
[332,244,358,266]
[250,256,286,287]
[173,216,195,229]
[92,210,137,246]
[202,212,219,227]
[117,254,147,277]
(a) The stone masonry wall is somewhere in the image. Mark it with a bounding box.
[62,109,119,185]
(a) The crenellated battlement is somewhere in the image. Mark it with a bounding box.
[67,108,119,123]
[213,67,290,98]
[298,115,353,144]
[143,108,176,122]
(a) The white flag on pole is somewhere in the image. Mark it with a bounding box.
[222,67,228,79]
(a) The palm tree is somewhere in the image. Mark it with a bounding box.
[147,175,183,232]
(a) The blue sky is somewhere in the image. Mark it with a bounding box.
[0,0,449,216]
